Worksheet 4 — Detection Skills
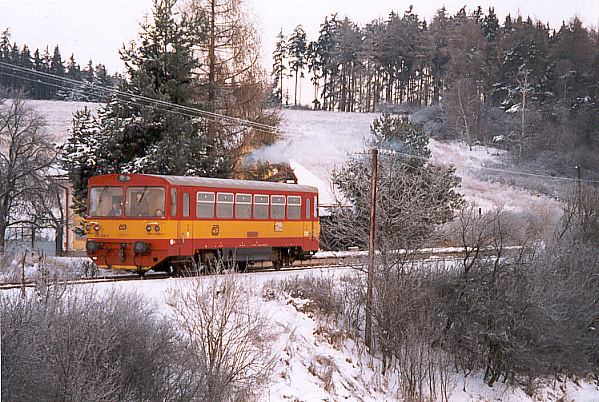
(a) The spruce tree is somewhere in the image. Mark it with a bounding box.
[61,107,103,214]
[62,0,212,213]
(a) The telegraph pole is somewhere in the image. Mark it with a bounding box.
[365,148,378,351]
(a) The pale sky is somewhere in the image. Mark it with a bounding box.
[1,0,598,73]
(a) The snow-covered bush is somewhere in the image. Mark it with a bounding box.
[1,288,183,401]
[267,274,343,318]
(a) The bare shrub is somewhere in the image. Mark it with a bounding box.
[0,250,23,283]
[434,197,599,390]
[265,273,343,318]
[170,275,275,402]
[1,287,184,401]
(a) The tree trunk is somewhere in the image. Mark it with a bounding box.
[0,221,6,254]
[207,0,217,149]
[294,70,298,106]
[55,224,64,257]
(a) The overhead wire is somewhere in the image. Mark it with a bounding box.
[1,61,597,185]
[0,61,280,133]
[355,145,599,185]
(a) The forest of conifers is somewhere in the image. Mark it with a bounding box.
[0,29,116,101]
[275,7,597,116]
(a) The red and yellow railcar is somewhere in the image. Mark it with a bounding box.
[84,173,320,273]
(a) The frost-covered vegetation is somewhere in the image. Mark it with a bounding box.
[270,188,599,399]
[1,277,273,401]
[61,0,279,214]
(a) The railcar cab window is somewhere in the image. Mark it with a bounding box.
[235,194,252,219]
[89,187,123,217]
[271,195,286,219]
[125,187,166,217]
[287,196,301,220]
[197,192,215,218]
[217,193,234,218]
[253,195,269,219]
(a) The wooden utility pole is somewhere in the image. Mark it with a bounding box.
[365,148,378,351]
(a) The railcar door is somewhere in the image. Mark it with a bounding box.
[304,196,313,250]
[179,190,193,257]
[312,194,318,245]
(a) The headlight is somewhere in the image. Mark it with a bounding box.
[146,225,152,232]
[85,224,91,231]
[154,225,160,232]
[93,224,100,232]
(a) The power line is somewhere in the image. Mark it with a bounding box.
[0,70,212,123]
[363,148,599,185]
[1,61,597,186]
[0,61,280,133]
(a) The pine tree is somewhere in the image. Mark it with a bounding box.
[83,60,94,83]
[312,15,338,111]
[50,45,64,76]
[271,29,287,106]
[288,25,307,106]
[65,54,81,81]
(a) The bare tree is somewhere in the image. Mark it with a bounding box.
[184,0,279,175]
[0,95,57,253]
[169,275,274,402]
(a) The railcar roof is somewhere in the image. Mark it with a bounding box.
[145,174,319,193]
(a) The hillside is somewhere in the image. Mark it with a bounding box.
[255,109,561,218]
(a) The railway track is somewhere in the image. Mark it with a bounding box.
[0,246,521,291]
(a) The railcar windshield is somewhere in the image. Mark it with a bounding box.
[125,187,166,217]
[89,187,124,217]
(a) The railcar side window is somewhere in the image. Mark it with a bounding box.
[170,188,177,217]
[125,187,166,217]
[183,193,190,217]
[306,198,311,219]
[253,195,269,219]
[314,195,318,217]
[287,196,301,220]
[216,193,234,218]
[89,187,123,217]
[197,192,215,218]
[271,195,286,219]
[235,194,252,219]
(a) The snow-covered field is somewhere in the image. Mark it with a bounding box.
[29,99,101,143]
[12,269,595,402]
[255,109,561,217]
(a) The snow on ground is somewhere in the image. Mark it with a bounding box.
[8,267,594,402]
[27,99,101,143]
[254,109,561,216]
